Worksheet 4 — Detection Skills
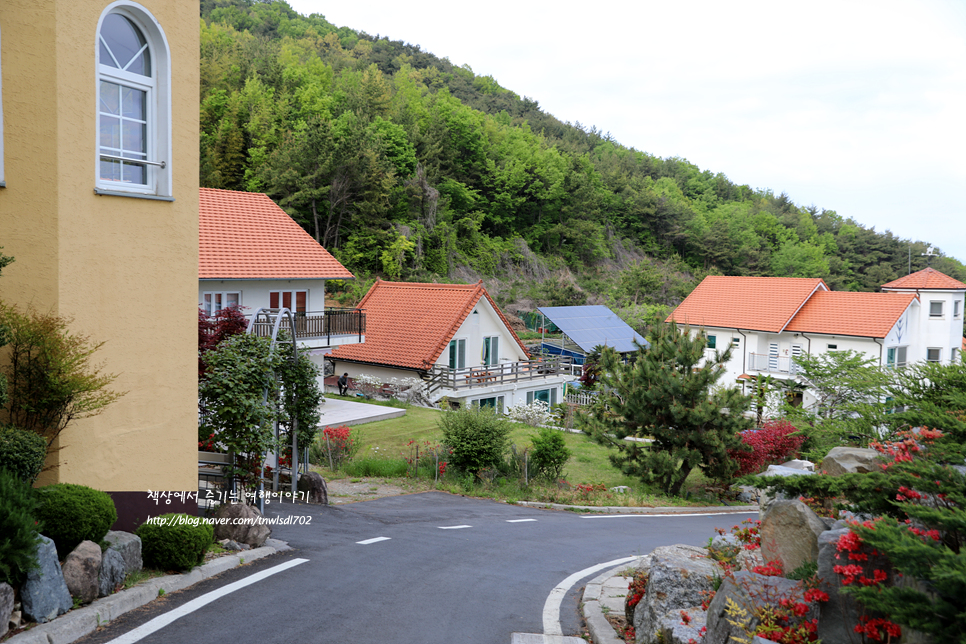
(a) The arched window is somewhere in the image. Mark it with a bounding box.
[96,3,171,198]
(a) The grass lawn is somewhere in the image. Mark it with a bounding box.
[320,395,722,506]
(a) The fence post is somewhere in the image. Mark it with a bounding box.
[325,433,334,470]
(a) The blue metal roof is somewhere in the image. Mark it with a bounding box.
[536,305,648,354]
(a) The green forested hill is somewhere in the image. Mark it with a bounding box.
[199,0,965,328]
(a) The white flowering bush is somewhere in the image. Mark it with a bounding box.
[354,373,383,400]
[388,377,430,406]
[507,400,557,427]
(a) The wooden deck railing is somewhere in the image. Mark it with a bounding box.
[425,356,579,394]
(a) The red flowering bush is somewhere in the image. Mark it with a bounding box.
[730,419,805,477]
[312,425,358,469]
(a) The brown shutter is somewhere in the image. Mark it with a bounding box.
[270,292,279,309]
[296,291,307,313]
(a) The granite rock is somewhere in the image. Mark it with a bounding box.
[21,535,72,623]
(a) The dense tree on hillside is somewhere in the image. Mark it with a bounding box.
[198,0,966,315]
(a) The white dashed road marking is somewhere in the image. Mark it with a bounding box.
[439,525,472,529]
[357,537,391,544]
[507,519,537,523]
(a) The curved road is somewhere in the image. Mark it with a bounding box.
[78,493,755,644]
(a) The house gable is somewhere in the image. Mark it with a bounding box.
[331,280,527,371]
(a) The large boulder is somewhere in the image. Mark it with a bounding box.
[21,535,72,623]
[0,583,13,638]
[213,503,270,547]
[780,459,815,472]
[821,446,883,476]
[760,500,827,573]
[104,531,142,575]
[98,547,126,597]
[657,607,707,644]
[704,571,806,644]
[62,540,101,605]
[633,545,718,643]
[816,528,861,644]
[297,472,328,505]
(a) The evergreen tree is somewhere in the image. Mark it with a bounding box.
[579,325,752,495]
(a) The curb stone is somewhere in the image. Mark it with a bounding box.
[5,543,282,644]
[581,558,646,644]
[516,502,759,514]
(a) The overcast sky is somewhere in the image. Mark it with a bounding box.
[287,0,966,264]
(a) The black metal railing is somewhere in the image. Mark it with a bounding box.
[247,308,365,343]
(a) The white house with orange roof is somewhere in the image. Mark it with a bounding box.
[198,188,365,379]
[667,267,965,407]
[328,280,580,410]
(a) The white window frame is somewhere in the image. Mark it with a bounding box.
[527,388,558,406]
[952,348,960,363]
[483,335,500,367]
[95,3,172,198]
[955,299,962,318]
[269,290,308,313]
[886,346,908,370]
[926,347,941,363]
[827,343,838,351]
[202,291,240,316]
[475,395,504,412]
[448,338,467,370]
[929,301,944,318]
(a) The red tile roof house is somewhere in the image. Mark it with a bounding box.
[198,188,365,381]
[666,267,966,411]
[328,280,581,409]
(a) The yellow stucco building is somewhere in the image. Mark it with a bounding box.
[0,1,199,526]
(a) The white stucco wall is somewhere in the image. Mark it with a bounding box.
[198,278,326,314]
[432,296,529,368]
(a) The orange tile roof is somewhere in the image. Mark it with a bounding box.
[666,276,828,332]
[199,188,354,280]
[784,291,917,337]
[881,267,966,291]
[329,280,529,370]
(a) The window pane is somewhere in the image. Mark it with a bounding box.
[99,40,118,68]
[100,115,120,149]
[122,86,145,119]
[100,158,121,181]
[897,347,907,366]
[707,335,716,349]
[100,81,120,115]
[122,120,145,156]
[927,348,940,362]
[100,14,149,76]
[449,341,456,369]
[226,293,239,308]
[126,46,150,77]
[122,162,145,185]
[930,302,943,316]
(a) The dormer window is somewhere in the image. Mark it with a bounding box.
[96,5,171,198]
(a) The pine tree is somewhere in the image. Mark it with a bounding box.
[579,325,752,496]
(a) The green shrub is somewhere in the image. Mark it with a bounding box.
[0,425,47,484]
[529,427,571,481]
[137,513,213,571]
[33,483,117,558]
[439,407,512,475]
[0,468,42,585]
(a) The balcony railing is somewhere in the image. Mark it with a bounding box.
[747,352,802,375]
[425,356,580,395]
[246,308,365,343]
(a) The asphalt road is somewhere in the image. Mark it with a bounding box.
[77,493,756,644]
